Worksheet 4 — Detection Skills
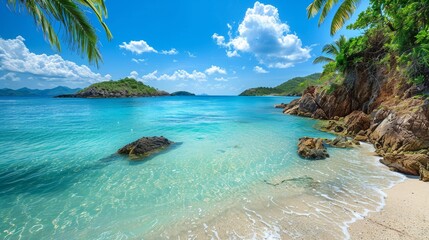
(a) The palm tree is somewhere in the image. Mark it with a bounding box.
[307,0,361,35]
[6,0,113,66]
[314,35,347,77]
[313,35,347,64]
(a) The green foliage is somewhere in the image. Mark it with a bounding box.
[307,0,361,35]
[348,0,429,84]
[79,78,159,95]
[239,73,322,96]
[6,0,112,66]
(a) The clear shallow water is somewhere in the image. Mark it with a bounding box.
[0,96,404,239]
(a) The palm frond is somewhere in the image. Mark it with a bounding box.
[307,0,327,18]
[79,0,112,40]
[330,0,361,35]
[319,0,339,26]
[322,43,339,56]
[313,56,335,64]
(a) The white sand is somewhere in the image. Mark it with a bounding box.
[348,177,429,239]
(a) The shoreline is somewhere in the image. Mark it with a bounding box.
[348,176,429,239]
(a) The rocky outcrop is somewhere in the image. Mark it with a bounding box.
[381,154,429,177]
[325,136,360,148]
[344,111,371,135]
[118,136,173,160]
[275,103,287,109]
[297,137,329,160]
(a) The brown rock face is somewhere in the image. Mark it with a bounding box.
[381,154,429,176]
[369,99,429,153]
[297,137,329,160]
[118,136,173,160]
[344,111,371,135]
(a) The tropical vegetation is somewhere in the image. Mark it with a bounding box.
[79,78,160,95]
[5,0,112,65]
[309,0,429,85]
[239,73,322,96]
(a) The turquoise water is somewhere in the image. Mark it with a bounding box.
[0,96,403,239]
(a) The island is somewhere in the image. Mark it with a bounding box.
[0,86,81,97]
[239,73,321,96]
[56,78,169,98]
[170,91,195,96]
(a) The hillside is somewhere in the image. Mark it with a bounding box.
[170,91,195,96]
[239,73,321,96]
[56,78,169,98]
[0,86,80,96]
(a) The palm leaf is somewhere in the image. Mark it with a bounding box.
[313,56,335,64]
[307,0,327,18]
[330,0,361,35]
[322,43,339,56]
[319,0,339,26]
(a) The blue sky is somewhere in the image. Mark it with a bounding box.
[0,0,368,95]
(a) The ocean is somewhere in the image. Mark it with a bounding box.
[0,96,404,239]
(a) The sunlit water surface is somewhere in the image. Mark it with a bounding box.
[0,96,404,239]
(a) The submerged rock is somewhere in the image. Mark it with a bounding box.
[274,103,287,108]
[118,136,173,160]
[297,137,329,160]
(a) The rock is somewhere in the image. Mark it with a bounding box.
[325,136,359,148]
[419,164,429,182]
[369,99,429,153]
[354,134,368,142]
[334,125,344,132]
[344,111,371,135]
[297,137,329,160]
[118,136,173,160]
[380,154,429,176]
[312,108,328,119]
[275,103,287,109]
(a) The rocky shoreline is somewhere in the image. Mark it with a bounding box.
[277,67,429,181]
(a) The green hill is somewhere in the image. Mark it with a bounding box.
[57,78,169,98]
[239,73,321,96]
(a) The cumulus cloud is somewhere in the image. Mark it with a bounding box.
[161,48,179,55]
[254,66,269,73]
[214,77,229,82]
[212,2,311,68]
[132,70,207,82]
[205,65,227,75]
[119,40,157,54]
[0,36,111,85]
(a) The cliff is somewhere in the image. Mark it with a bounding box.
[280,38,429,181]
[56,78,169,98]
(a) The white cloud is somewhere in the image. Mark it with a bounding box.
[132,58,146,63]
[214,77,228,82]
[0,72,20,81]
[212,2,311,68]
[161,48,178,55]
[186,51,196,58]
[119,40,157,54]
[205,65,227,75]
[137,70,207,82]
[254,66,269,73]
[0,36,111,85]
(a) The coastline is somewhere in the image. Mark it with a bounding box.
[348,177,429,239]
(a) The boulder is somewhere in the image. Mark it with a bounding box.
[118,136,173,160]
[380,154,429,176]
[297,137,329,160]
[419,164,429,182]
[325,136,359,148]
[344,111,371,135]
[275,103,287,109]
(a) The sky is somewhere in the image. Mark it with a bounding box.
[0,0,368,95]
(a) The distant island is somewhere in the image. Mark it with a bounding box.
[239,73,321,96]
[170,91,195,96]
[0,86,81,97]
[56,78,169,98]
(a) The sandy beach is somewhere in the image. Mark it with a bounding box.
[349,177,429,239]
